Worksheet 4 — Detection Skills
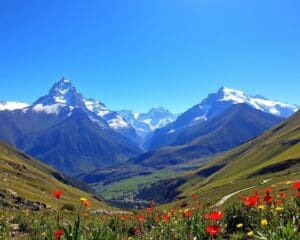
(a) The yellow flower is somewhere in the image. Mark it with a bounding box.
[236,223,243,229]
[286,181,292,185]
[80,197,87,202]
[128,237,133,240]
[275,207,283,212]
[247,231,254,237]
[257,205,265,210]
[261,219,268,226]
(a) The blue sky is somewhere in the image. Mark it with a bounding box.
[0,0,299,113]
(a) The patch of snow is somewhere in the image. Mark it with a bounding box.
[0,101,29,111]
[32,103,62,114]
[107,115,129,129]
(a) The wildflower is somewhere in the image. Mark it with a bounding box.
[236,223,243,229]
[205,225,221,236]
[204,211,224,221]
[275,199,282,206]
[54,229,63,239]
[52,190,63,199]
[257,205,265,210]
[184,209,192,218]
[191,193,198,199]
[133,226,140,235]
[264,187,272,194]
[137,214,144,222]
[247,231,254,237]
[162,213,170,222]
[80,197,87,202]
[293,181,300,189]
[279,192,286,198]
[275,207,283,212]
[264,195,273,204]
[82,200,90,207]
[242,195,259,207]
[260,219,268,226]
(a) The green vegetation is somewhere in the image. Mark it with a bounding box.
[0,141,111,210]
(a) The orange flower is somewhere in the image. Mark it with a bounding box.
[82,200,90,207]
[52,190,63,199]
[137,214,144,222]
[184,209,192,218]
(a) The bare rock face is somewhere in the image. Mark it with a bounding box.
[0,188,47,211]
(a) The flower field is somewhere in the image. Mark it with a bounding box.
[0,181,300,240]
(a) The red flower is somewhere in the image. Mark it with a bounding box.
[242,195,259,207]
[133,226,140,235]
[184,209,192,218]
[275,199,282,206]
[54,229,63,239]
[137,214,144,222]
[206,225,221,236]
[279,192,286,198]
[191,193,199,199]
[162,213,170,222]
[293,181,300,190]
[52,190,63,199]
[204,211,224,221]
[264,195,273,204]
[264,187,272,194]
[296,191,300,198]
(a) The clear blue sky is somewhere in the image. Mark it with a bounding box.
[0,0,299,113]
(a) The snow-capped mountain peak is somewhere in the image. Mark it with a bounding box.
[216,86,298,117]
[31,77,87,115]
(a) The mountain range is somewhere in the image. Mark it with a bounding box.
[143,86,298,150]
[0,79,298,181]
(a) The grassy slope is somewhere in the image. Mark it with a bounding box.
[0,141,113,210]
[155,111,300,207]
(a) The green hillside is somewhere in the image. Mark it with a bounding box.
[0,141,112,210]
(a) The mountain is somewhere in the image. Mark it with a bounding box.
[80,104,283,192]
[118,107,177,138]
[0,77,141,175]
[0,140,110,210]
[84,98,141,144]
[144,87,298,150]
[128,104,283,169]
[137,110,300,205]
[0,101,29,111]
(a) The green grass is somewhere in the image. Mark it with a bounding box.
[96,169,176,199]
[0,141,113,210]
